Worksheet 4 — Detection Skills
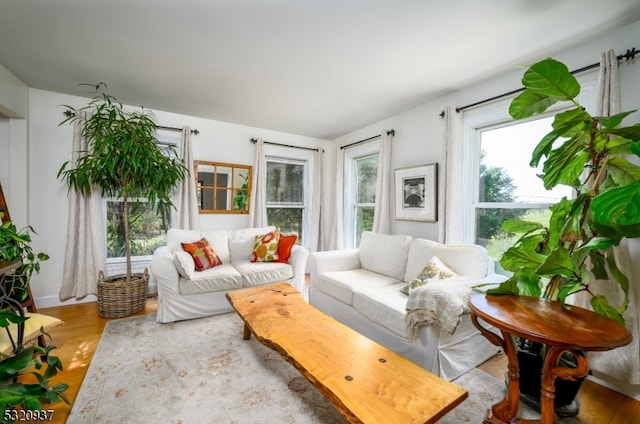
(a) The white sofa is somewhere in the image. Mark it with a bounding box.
[309,231,506,381]
[151,226,309,323]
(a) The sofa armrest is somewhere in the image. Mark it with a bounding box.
[308,249,360,283]
[288,245,309,292]
[150,246,180,295]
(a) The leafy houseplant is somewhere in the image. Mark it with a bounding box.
[0,218,67,417]
[0,214,49,302]
[58,83,187,317]
[0,308,69,418]
[487,58,640,413]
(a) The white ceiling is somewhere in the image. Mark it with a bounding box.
[1,1,640,140]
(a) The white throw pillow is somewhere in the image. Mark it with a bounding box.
[400,256,458,295]
[173,250,196,280]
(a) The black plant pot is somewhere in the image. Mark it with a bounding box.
[517,346,586,417]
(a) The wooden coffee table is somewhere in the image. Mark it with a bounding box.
[226,282,467,424]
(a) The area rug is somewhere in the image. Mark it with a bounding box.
[68,312,577,423]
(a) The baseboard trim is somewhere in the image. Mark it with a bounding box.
[35,282,158,309]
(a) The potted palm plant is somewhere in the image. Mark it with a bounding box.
[487,58,640,414]
[58,83,188,318]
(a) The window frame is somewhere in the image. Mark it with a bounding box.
[264,145,315,247]
[343,140,380,248]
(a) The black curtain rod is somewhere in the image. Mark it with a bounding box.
[450,46,639,115]
[62,110,199,134]
[340,129,395,150]
[250,138,321,152]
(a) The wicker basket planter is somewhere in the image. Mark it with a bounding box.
[97,269,149,319]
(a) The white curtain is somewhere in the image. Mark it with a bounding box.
[307,148,323,252]
[372,129,392,233]
[328,146,345,250]
[578,50,640,385]
[249,138,268,227]
[176,126,199,229]
[59,112,106,300]
[439,106,465,244]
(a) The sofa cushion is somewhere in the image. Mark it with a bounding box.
[228,226,276,262]
[178,264,242,295]
[358,231,412,280]
[251,228,281,262]
[353,283,409,338]
[202,229,231,263]
[0,313,63,354]
[181,238,223,271]
[404,239,489,282]
[166,228,202,251]
[315,269,400,305]
[233,260,293,287]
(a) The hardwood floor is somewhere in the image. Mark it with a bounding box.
[33,300,638,423]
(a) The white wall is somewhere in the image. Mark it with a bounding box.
[25,89,330,307]
[327,19,640,246]
[0,64,29,227]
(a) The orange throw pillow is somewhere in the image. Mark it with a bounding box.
[181,238,222,271]
[276,233,298,263]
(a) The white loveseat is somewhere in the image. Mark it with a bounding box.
[151,226,309,323]
[309,231,506,381]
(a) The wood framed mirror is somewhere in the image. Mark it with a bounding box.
[194,161,252,214]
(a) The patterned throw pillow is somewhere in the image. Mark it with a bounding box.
[181,238,223,271]
[250,229,281,262]
[275,233,298,263]
[400,256,458,295]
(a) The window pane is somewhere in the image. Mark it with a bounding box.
[266,162,304,204]
[476,207,551,261]
[479,117,573,204]
[355,206,374,246]
[267,207,303,240]
[356,156,378,204]
[106,201,170,257]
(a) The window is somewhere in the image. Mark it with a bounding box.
[264,145,315,246]
[463,81,595,262]
[471,117,573,261]
[266,159,305,238]
[344,141,379,248]
[105,128,181,274]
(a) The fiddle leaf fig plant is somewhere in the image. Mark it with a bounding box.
[487,58,640,326]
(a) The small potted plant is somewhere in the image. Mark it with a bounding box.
[0,213,49,302]
[58,83,188,318]
[487,58,640,414]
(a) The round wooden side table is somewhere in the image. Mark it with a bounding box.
[468,294,632,424]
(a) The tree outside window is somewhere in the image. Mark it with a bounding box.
[266,159,305,240]
[354,154,378,246]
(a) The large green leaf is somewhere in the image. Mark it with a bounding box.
[591,295,624,326]
[500,236,547,271]
[548,197,580,249]
[536,246,579,278]
[529,107,591,167]
[592,179,640,226]
[540,136,589,189]
[522,58,581,100]
[509,90,557,120]
[501,219,543,234]
[595,110,638,129]
[606,157,640,186]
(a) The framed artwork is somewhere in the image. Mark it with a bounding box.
[394,163,438,222]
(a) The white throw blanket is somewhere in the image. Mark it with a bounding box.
[405,276,479,339]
